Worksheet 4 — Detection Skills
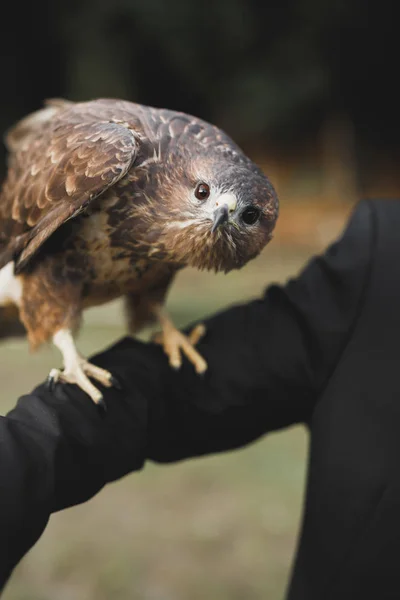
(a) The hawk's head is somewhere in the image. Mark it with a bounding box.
[146,142,278,273]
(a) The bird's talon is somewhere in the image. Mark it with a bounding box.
[45,375,55,392]
[188,324,207,346]
[152,312,208,375]
[110,375,123,390]
[80,361,114,389]
[46,368,61,392]
[96,396,107,415]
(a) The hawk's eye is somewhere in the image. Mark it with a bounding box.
[195,182,210,200]
[241,206,260,225]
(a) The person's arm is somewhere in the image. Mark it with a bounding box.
[105,199,374,463]
[0,199,373,585]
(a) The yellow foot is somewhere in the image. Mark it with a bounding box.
[153,323,207,374]
[47,360,115,406]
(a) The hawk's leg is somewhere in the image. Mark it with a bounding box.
[48,328,114,407]
[152,308,207,374]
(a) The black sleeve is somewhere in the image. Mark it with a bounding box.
[142,199,374,462]
[0,199,373,586]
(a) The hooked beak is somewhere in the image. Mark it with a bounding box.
[211,204,229,233]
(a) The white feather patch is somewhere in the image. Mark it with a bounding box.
[0,262,23,306]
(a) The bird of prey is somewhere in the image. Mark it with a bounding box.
[0,98,278,408]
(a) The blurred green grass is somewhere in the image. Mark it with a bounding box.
[1,244,316,600]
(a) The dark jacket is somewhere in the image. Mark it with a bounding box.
[1,199,398,599]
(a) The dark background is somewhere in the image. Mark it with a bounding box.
[0,0,398,191]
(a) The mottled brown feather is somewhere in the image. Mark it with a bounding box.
[0,112,138,271]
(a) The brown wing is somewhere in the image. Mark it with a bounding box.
[0,109,138,271]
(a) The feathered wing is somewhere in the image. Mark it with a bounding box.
[4,98,74,153]
[0,106,139,271]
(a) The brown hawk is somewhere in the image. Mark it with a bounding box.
[0,98,278,408]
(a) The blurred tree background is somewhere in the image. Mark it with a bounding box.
[0,0,398,194]
[0,2,398,598]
